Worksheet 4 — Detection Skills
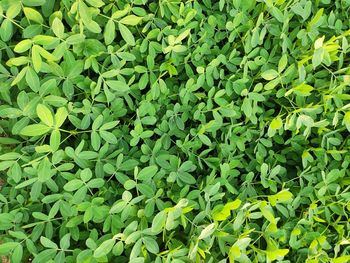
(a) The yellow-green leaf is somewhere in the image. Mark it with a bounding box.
[293,83,314,96]
[343,111,350,132]
[266,249,289,261]
[55,107,68,128]
[52,18,65,38]
[14,39,33,53]
[37,104,54,127]
[119,15,143,26]
[23,7,43,24]
[268,190,293,206]
[31,45,42,72]
[270,117,283,129]
[20,124,50,136]
[261,69,279,80]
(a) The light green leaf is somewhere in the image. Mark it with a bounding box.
[26,67,40,92]
[198,223,216,240]
[118,23,135,46]
[268,190,293,206]
[270,117,283,130]
[55,107,68,128]
[105,80,130,93]
[119,15,143,26]
[31,45,42,72]
[143,237,159,254]
[151,211,166,233]
[40,237,58,249]
[23,7,43,24]
[20,124,50,136]
[14,39,33,53]
[261,69,279,80]
[52,18,65,38]
[137,165,158,180]
[50,130,61,151]
[93,239,115,258]
[0,19,13,42]
[37,104,54,127]
[104,19,115,45]
[64,179,84,192]
[0,242,19,255]
[343,111,350,132]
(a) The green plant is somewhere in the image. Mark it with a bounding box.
[0,0,350,262]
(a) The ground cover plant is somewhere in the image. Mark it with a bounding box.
[0,0,350,262]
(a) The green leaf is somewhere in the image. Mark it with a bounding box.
[20,124,50,136]
[14,39,33,53]
[143,237,159,254]
[86,178,104,188]
[11,67,28,86]
[343,111,350,132]
[0,108,22,118]
[198,134,211,146]
[261,69,279,80]
[22,0,46,6]
[64,179,84,192]
[119,15,143,26]
[23,7,44,24]
[66,34,86,45]
[1,0,350,258]
[198,223,216,240]
[55,107,68,128]
[15,178,38,189]
[40,236,58,249]
[31,45,42,72]
[94,239,115,258]
[0,152,21,160]
[99,130,117,144]
[270,117,283,129]
[118,23,135,46]
[32,249,56,263]
[104,19,115,45]
[326,169,342,184]
[0,242,19,255]
[151,211,166,233]
[92,115,104,130]
[6,3,21,19]
[85,0,105,7]
[213,199,241,221]
[0,19,13,41]
[91,131,101,151]
[52,18,65,38]
[106,80,130,93]
[37,104,54,127]
[312,48,324,68]
[270,7,284,22]
[266,248,289,261]
[59,234,70,250]
[50,130,61,151]
[278,54,288,73]
[11,244,23,263]
[292,83,314,96]
[137,165,158,180]
[26,67,40,92]
[268,190,293,206]
[100,121,119,130]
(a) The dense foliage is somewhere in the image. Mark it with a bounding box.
[1,0,350,262]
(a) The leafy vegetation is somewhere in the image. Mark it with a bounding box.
[1,0,350,262]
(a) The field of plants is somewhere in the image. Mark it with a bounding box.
[0,0,350,262]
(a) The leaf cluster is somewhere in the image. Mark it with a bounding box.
[1,0,350,262]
